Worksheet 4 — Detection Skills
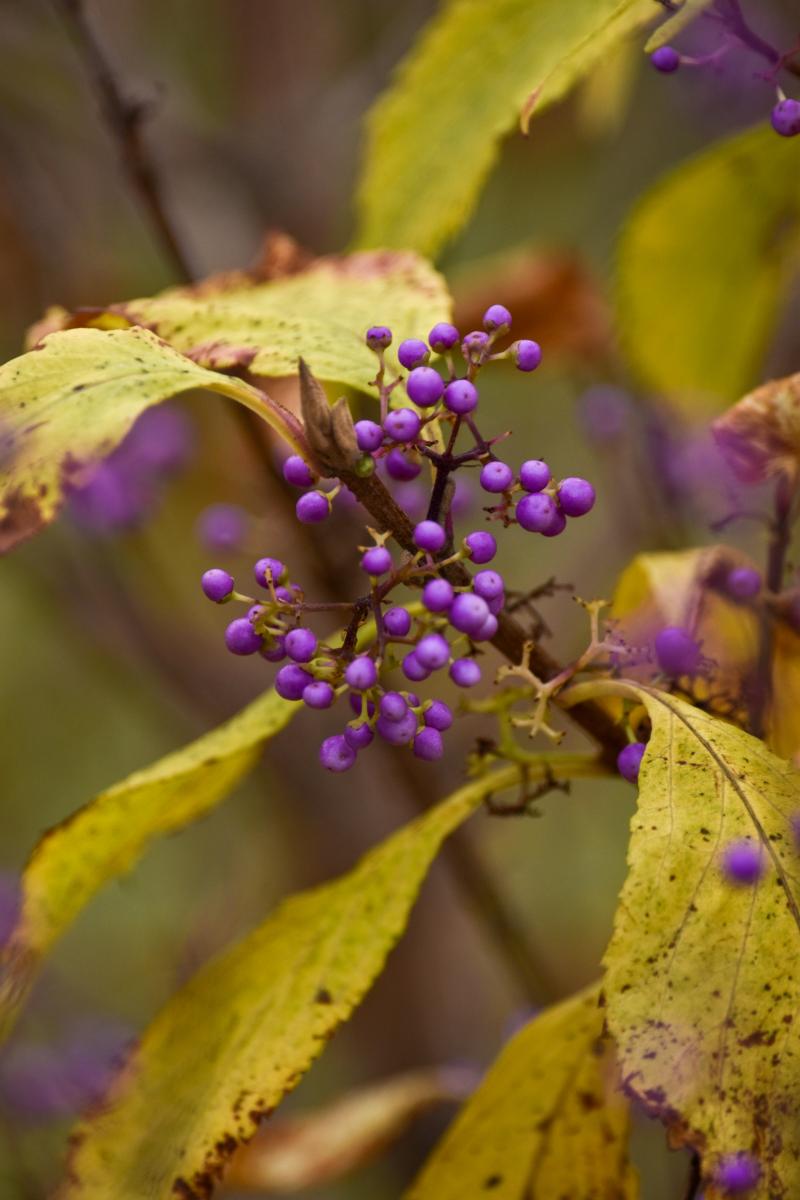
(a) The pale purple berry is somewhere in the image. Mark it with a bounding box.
[450,657,481,687]
[344,723,373,751]
[415,633,450,670]
[428,322,460,352]
[727,567,761,600]
[320,734,356,772]
[511,340,542,371]
[444,379,479,415]
[722,841,764,886]
[303,681,334,709]
[196,503,247,552]
[355,420,384,453]
[384,408,422,443]
[254,557,286,587]
[655,626,700,676]
[285,627,317,663]
[366,326,392,350]
[345,655,377,691]
[414,727,444,761]
[384,607,412,637]
[422,578,454,612]
[461,331,490,362]
[464,530,497,563]
[414,520,446,553]
[397,338,429,369]
[617,742,646,783]
[519,460,551,492]
[424,700,453,731]
[201,568,234,603]
[376,709,418,746]
[516,493,557,533]
[275,664,314,700]
[474,613,498,641]
[380,692,408,723]
[479,460,513,493]
[406,366,444,408]
[225,618,262,656]
[558,477,595,517]
[450,592,491,636]
[483,304,511,331]
[385,448,421,481]
[651,46,680,73]
[473,570,504,601]
[361,545,393,576]
[282,455,315,488]
[772,98,800,137]
[402,652,430,682]
[296,491,329,523]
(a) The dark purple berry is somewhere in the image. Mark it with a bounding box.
[275,664,314,700]
[722,841,764,886]
[384,408,422,443]
[344,723,373,751]
[483,304,511,331]
[345,655,377,691]
[464,531,497,563]
[402,652,430,682]
[302,680,334,709]
[726,567,761,600]
[428,322,460,352]
[366,325,392,350]
[225,618,262,656]
[714,1153,761,1194]
[361,545,393,576]
[285,627,317,663]
[542,508,566,537]
[319,734,356,772]
[450,592,491,637]
[423,700,453,731]
[479,460,514,493]
[355,420,384,452]
[519,460,551,492]
[617,742,646,783]
[254,557,286,587]
[376,709,418,746]
[557,477,595,517]
[261,636,287,663]
[296,491,329,524]
[415,633,450,670]
[406,366,444,408]
[516,493,557,533]
[201,568,234,603]
[397,338,429,369]
[385,448,422,481]
[384,606,412,637]
[472,570,504,601]
[650,46,680,73]
[413,727,444,761]
[414,520,446,553]
[771,98,800,137]
[422,578,454,612]
[511,340,542,371]
[282,455,315,488]
[444,379,478,415]
[450,657,481,687]
[380,692,408,723]
[655,626,700,676]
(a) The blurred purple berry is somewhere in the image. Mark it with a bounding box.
[722,841,764,886]
[275,664,314,701]
[511,340,542,372]
[414,520,446,553]
[0,872,21,946]
[285,627,317,663]
[406,366,444,408]
[385,448,422,481]
[578,385,630,443]
[771,98,800,137]
[384,408,422,443]
[282,455,315,488]
[296,491,329,523]
[558,477,595,517]
[201,568,234,603]
[414,727,444,761]
[361,545,393,576]
[474,612,498,641]
[225,618,262,656]
[450,593,491,636]
[479,460,513,492]
[384,607,412,637]
[320,735,357,772]
[650,46,680,73]
[450,658,481,687]
[483,304,512,332]
[125,405,193,473]
[196,503,248,552]
[464,530,497,563]
[345,656,377,690]
[714,1153,761,1193]
[397,338,429,369]
[355,419,384,453]
[366,325,392,350]
[617,742,646,783]
[655,626,700,676]
[444,379,479,415]
[415,633,450,670]
[519,460,551,492]
[424,700,453,731]
[303,681,335,709]
[727,567,761,600]
[516,493,557,533]
[402,652,431,682]
[423,578,454,612]
[428,322,460,352]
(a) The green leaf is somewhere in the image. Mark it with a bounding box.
[406,984,638,1199]
[644,0,710,51]
[0,687,296,1044]
[354,0,656,257]
[617,126,800,414]
[60,765,520,1200]
[0,326,303,553]
[577,682,800,1195]
[34,250,451,394]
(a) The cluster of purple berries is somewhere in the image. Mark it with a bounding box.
[649,5,800,138]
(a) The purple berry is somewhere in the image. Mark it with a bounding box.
[275,585,298,605]
[345,655,377,691]
[275,664,314,700]
[361,545,393,576]
[296,491,329,524]
[413,727,444,761]
[474,613,498,642]
[722,841,764,887]
[487,592,505,615]
[444,379,479,415]
[344,723,373,751]
[516,493,557,533]
[483,304,512,332]
[406,366,444,408]
[542,508,567,537]
[771,98,800,137]
[376,709,418,746]
[349,694,376,718]
[261,636,286,663]
[461,331,490,362]
[415,633,450,670]
[519,460,551,492]
[397,338,430,369]
[617,742,646,783]
[414,520,447,553]
[285,627,317,663]
[472,570,504,601]
[380,692,408,722]
[384,408,422,443]
[479,460,514,493]
[282,455,315,488]
[402,652,431,682]
[422,578,454,612]
[464,530,497,563]
[355,420,384,453]
[384,607,412,637]
[254,557,286,587]
[366,326,392,350]
[319,734,357,772]
[450,592,491,637]
[201,568,234,603]
[224,617,262,656]
[511,340,542,372]
[428,322,460,352]
[385,448,422,482]
[714,1153,761,1193]
[303,680,335,709]
[423,700,453,731]
[655,626,700,676]
[450,657,481,687]
[650,46,680,73]
[726,567,761,600]
[196,503,247,552]
[557,477,595,517]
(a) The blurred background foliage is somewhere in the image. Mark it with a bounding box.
[0,1,799,1196]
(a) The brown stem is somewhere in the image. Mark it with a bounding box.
[750,474,796,738]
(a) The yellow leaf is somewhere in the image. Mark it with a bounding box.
[60,765,520,1200]
[644,0,710,51]
[0,326,302,553]
[32,250,451,394]
[406,984,638,1199]
[354,0,656,257]
[0,688,295,1044]
[578,682,800,1196]
[617,126,800,413]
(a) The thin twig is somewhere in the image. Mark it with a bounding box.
[750,474,796,737]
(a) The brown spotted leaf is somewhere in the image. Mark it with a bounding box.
[712,371,800,485]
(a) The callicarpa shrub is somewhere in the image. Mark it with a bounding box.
[1,1,800,1199]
